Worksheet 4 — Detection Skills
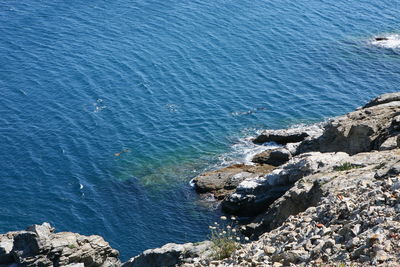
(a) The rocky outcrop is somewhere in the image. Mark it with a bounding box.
[197,149,400,267]
[122,241,212,267]
[176,93,400,266]
[0,223,119,267]
[247,149,400,239]
[192,164,274,199]
[2,93,400,267]
[221,92,400,217]
[222,152,351,216]
[297,94,400,155]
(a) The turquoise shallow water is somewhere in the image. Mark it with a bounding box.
[1,0,400,260]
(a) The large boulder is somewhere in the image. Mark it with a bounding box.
[0,223,120,267]
[122,241,212,267]
[252,148,292,166]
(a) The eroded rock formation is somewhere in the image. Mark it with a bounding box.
[0,223,120,267]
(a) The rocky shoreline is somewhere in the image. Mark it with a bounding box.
[1,92,400,266]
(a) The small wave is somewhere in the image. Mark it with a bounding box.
[218,136,280,166]
[371,34,400,49]
[217,122,325,167]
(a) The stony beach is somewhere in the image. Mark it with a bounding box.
[1,92,400,266]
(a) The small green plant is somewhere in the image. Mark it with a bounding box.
[67,244,76,249]
[208,216,248,260]
[333,162,360,171]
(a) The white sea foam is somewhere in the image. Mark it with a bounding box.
[238,179,261,189]
[218,122,325,167]
[218,136,280,166]
[189,122,325,188]
[189,178,195,187]
[371,34,400,49]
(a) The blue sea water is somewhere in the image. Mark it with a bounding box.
[1,0,400,260]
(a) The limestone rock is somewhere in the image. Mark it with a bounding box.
[0,231,19,264]
[222,152,349,216]
[298,92,400,155]
[122,241,212,267]
[253,124,323,145]
[363,92,400,108]
[192,164,274,199]
[0,223,120,267]
[379,136,399,150]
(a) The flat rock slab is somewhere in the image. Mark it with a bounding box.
[192,164,274,199]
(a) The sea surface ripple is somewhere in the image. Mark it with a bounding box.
[1,0,400,260]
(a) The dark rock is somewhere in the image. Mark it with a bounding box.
[253,129,309,144]
[375,37,389,41]
[252,148,291,166]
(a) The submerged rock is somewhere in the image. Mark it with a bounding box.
[0,223,119,267]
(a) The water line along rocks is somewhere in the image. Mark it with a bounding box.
[2,92,400,267]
